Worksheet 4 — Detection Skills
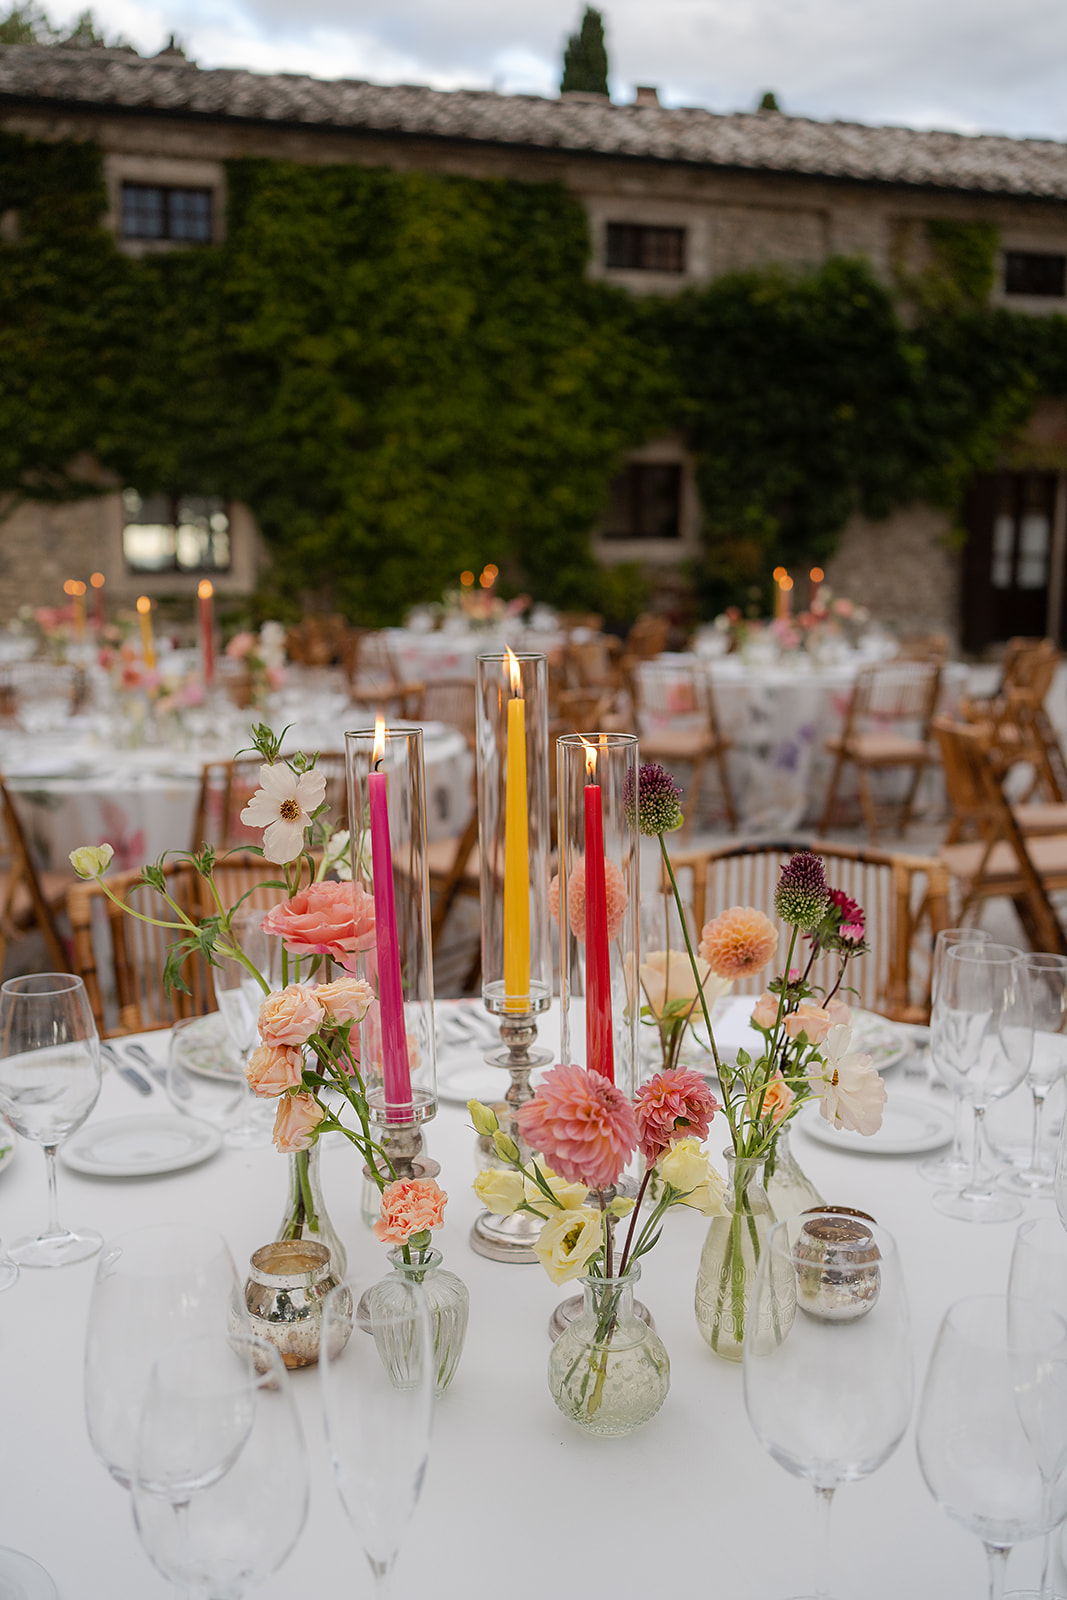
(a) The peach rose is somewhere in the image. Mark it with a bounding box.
[315,976,374,1026]
[271,1092,322,1152]
[372,1178,448,1244]
[785,999,851,1046]
[257,984,324,1048]
[751,991,780,1030]
[260,880,376,973]
[246,1042,305,1098]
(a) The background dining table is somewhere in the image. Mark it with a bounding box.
[0,1002,1061,1598]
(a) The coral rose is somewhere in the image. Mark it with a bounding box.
[549,858,628,944]
[373,1178,448,1244]
[246,1043,305,1098]
[634,1067,718,1163]
[257,984,324,1048]
[271,1092,322,1152]
[749,1073,795,1127]
[516,1062,637,1191]
[699,906,779,980]
[784,999,850,1046]
[260,880,376,973]
[314,976,374,1026]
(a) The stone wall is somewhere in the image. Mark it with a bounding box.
[822,502,961,645]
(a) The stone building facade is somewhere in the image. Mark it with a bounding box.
[3,44,1067,644]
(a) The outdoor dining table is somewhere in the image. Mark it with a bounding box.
[0,1003,1058,1598]
[384,625,567,684]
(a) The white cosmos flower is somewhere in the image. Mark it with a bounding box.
[807,1022,887,1136]
[240,764,327,864]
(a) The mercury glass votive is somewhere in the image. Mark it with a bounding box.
[243,1240,350,1369]
[794,1207,882,1323]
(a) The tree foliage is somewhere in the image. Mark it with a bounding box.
[560,6,609,97]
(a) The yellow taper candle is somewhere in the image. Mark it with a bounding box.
[136,595,156,671]
[503,647,529,1009]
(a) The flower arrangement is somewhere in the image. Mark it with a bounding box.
[224,621,287,709]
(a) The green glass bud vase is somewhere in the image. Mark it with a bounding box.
[548,1264,670,1437]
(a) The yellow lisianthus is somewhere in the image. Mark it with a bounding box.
[473,1167,526,1216]
[523,1167,588,1216]
[659,1138,727,1216]
[533,1207,603,1284]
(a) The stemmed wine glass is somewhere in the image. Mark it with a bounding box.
[931,942,1032,1223]
[918,1295,1067,1600]
[742,1213,913,1598]
[130,1334,307,1597]
[1002,956,1067,1197]
[213,907,276,1149]
[319,1274,435,1599]
[1008,1217,1067,1599]
[0,973,101,1266]
[919,927,992,1185]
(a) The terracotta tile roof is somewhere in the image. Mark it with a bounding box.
[3,43,1067,201]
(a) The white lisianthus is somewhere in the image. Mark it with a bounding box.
[239,764,327,865]
[69,843,114,878]
[639,949,730,1020]
[807,1023,887,1136]
[322,828,353,880]
[533,1207,604,1284]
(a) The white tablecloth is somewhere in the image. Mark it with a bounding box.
[385,627,566,684]
[0,1011,1057,1598]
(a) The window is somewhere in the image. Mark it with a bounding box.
[605,223,686,273]
[1004,250,1067,298]
[602,463,682,540]
[990,475,1052,591]
[121,183,213,243]
[122,490,231,573]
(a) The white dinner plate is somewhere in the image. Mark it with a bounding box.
[697,996,911,1075]
[172,1012,244,1082]
[796,1095,954,1157]
[60,1115,222,1177]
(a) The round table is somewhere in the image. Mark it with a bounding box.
[385,626,566,684]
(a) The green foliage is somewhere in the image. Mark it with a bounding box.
[757,91,780,112]
[0,2,127,47]
[922,220,1000,308]
[561,6,609,96]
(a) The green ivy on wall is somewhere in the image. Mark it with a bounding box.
[1,125,1067,621]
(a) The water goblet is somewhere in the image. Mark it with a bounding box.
[742,1214,912,1598]
[931,942,1032,1223]
[918,927,993,1185]
[165,1014,249,1131]
[918,1294,1067,1600]
[214,907,275,1148]
[130,1334,307,1597]
[320,1273,435,1599]
[1008,1218,1067,1599]
[0,973,101,1266]
[1002,955,1067,1197]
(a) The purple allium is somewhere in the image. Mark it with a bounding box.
[773,850,830,932]
[624,761,684,837]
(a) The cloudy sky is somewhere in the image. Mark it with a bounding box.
[40,0,1067,143]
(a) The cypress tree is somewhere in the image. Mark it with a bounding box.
[560,7,609,97]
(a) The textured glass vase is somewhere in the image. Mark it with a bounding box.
[548,1265,670,1437]
[766,1125,824,1220]
[276,1143,347,1279]
[695,1152,778,1362]
[381,1248,469,1394]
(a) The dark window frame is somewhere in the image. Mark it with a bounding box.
[122,491,232,575]
[601,462,684,541]
[120,182,214,243]
[605,222,687,273]
[1004,250,1067,298]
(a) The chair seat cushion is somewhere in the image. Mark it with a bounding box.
[826,734,932,764]
[939,834,1067,887]
[639,730,726,760]
[425,837,480,883]
[1014,803,1067,835]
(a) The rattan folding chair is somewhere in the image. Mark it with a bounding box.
[820,658,942,842]
[632,658,736,834]
[0,773,71,975]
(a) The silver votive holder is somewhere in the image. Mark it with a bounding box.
[794,1207,881,1323]
[243,1240,351,1369]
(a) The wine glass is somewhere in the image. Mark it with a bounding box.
[918,1295,1067,1600]
[165,1015,250,1131]
[319,1274,435,1599]
[919,927,993,1185]
[213,907,275,1149]
[0,973,101,1266]
[1002,955,1067,1197]
[1008,1218,1067,1599]
[931,943,1032,1223]
[130,1334,307,1597]
[742,1213,912,1598]
[85,1223,244,1488]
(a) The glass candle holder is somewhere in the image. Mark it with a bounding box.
[475,651,552,1018]
[345,725,437,1131]
[557,732,640,1098]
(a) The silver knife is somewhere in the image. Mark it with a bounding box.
[101,1042,153,1097]
[123,1041,168,1086]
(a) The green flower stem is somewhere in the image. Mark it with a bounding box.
[617,1166,654,1276]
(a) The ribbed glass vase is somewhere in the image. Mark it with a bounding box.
[694,1152,778,1362]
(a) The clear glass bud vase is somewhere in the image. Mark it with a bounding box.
[276,1143,347,1279]
[695,1152,778,1362]
[765,1125,824,1220]
[548,1264,670,1437]
[383,1248,469,1395]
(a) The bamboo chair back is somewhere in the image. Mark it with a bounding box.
[0,773,69,974]
[406,679,477,749]
[193,755,347,853]
[846,659,942,731]
[632,658,725,740]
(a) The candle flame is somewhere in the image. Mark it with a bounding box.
[63,579,77,596]
[373,717,386,765]
[197,579,214,600]
[772,566,787,582]
[136,595,151,615]
[89,572,105,589]
[579,733,597,778]
[780,576,794,592]
[506,644,522,696]
[810,567,824,583]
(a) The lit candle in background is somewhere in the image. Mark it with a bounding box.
[89,571,105,630]
[368,718,413,1119]
[581,736,614,1084]
[503,646,529,1010]
[774,569,793,622]
[809,566,824,609]
[136,595,156,669]
[65,579,87,640]
[197,579,215,685]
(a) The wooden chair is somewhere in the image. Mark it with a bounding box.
[895,633,949,663]
[933,719,1067,953]
[0,774,71,975]
[403,679,477,750]
[632,658,736,834]
[348,631,420,714]
[284,614,354,668]
[67,862,215,1036]
[664,838,951,1023]
[564,638,622,693]
[961,638,1066,805]
[192,754,347,853]
[820,658,942,842]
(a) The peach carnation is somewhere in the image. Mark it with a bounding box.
[260,880,376,974]
[314,976,374,1026]
[373,1178,448,1245]
[699,906,779,980]
[257,984,324,1048]
[516,1062,638,1191]
[246,1043,305,1098]
[634,1067,718,1164]
[271,1091,322,1152]
[548,857,627,945]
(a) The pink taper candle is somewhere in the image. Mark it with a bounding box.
[198,579,215,685]
[368,720,413,1118]
[582,740,614,1084]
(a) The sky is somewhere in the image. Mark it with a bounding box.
[39,0,1067,144]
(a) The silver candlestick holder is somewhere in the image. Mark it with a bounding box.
[469,1011,553,1263]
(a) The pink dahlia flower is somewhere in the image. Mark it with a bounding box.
[516,1062,638,1191]
[699,906,779,980]
[260,880,376,973]
[634,1067,719,1163]
[547,857,627,944]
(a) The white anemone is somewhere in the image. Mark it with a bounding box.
[240,764,327,864]
[807,1022,887,1136]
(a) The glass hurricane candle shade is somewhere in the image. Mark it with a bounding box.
[345,727,437,1131]
[475,652,552,1018]
[556,733,640,1098]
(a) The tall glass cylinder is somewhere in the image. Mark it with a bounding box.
[557,732,640,1098]
[475,651,552,1018]
[345,726,437,1131]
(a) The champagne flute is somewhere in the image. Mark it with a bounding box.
[918,1295,1067,1600]
[919,927,993,1185]
[319,1274,435,1599]
[130,1334,307,1597]
[85,1223,244,1488]
[1003,956,1067,1197]
[1008,1217,1067,1600]
[742,1213,912,1598]
[0,973,101,1266]
[932,943,1032,1223]
[214,907,275,1149]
